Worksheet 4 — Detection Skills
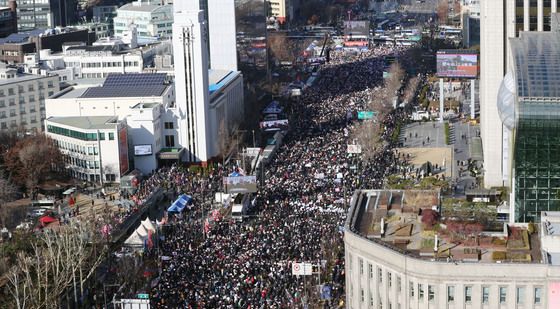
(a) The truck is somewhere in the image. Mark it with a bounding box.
[231,193,253,222]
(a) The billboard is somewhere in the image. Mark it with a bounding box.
[343,21,370,36]
[437,50,478,78]
[134,145,152,156]
[223,176,257,194]
[259,119,289,131]
[118,127,129,176]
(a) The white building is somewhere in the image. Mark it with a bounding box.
[113,1,173,38]
[0,65,59,132]
[173,1,244,163]
[45,116,128,183]
[480,0,560,187]
[345,190,560,309]
[207,0,238,71]
[23,39,172,81]
[46,73,173,174]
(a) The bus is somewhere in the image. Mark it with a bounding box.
[344,35,369,48]
[31,199,55,209]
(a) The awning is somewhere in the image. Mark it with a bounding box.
[167,194,193,213]
[39,216,57,225]
[158,147,184,160]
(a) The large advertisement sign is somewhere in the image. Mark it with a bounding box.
[118,127,129,176]
[134,145,152,156]
[437,51,478,78]
[223,176,257,194]
[260,119,289,131]
[343,21,370,36]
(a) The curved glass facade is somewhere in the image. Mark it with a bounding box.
[509,33,560,222]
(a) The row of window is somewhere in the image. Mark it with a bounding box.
[81,61,140,68]
[47,125,115,141]
[70,170,117,183]
[0,118,37,129]
[63,155,100,170]
[0,82,54,96]
[357,258,543,306]
[0,108,37,118]
[56,140,99,156]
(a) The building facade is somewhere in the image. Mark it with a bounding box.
[173,1,245,163]
[45,73,173,175]
[0,0,78,31]
[0,2,17,38]
[345,190,560,309]
[497,31,560,222]
[207,0,238,71]
[45,116,128,183]
[481,0,560,188]
[0,65,59,132]
[0,28,94,64]
[113,1,173,38]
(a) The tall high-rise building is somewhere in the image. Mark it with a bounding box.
[172,2,211,162]
[172,1,244,163]
[207,0,237,71]
[480,0,560,188]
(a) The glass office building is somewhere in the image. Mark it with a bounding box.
[498,32,560,222]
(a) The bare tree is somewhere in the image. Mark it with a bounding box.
[217,119,241,163]
[6,222,106,308]
[3,134,62,190]
[403,76,420,105]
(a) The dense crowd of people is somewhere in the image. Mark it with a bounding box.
[143,44,415,308]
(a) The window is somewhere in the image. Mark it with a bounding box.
[410,282,414,297]
[419,284,424,300]
[377,267,383,283]
[8,88,13,95]
[465,286,472,303]
[109,132,114,140]
[534,287,542,304]
[165,135,175,147]
[93,147,98,155]
[359,258,363,275]
[164,121,174,129]
[499,286,507,304]
[428,285,435,302]
[397,276,401,292]
[360,289,364,302]
[516,286,525,304]
[370,295,374,306]
[482,286,490,304]
[88,146,93,155]
[369,264,373,279]
[388,272,392,287]
[447,285,455,302]
[99,133,105,140]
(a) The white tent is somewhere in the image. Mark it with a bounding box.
[141,218,156,232]
[135,225,148,238]
[124,231,144,247]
